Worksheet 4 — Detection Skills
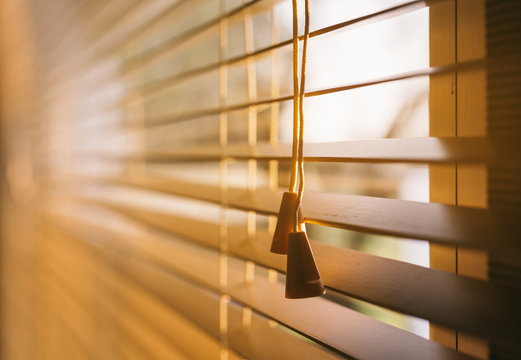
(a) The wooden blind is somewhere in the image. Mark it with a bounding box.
[1,0,520,359]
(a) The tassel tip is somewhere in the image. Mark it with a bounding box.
[285,231,325,299]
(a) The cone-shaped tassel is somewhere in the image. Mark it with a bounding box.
[285,231,325,298]
[270,192,302,254]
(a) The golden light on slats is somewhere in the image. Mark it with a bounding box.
[2,0,520,359]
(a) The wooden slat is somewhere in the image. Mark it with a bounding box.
[126,0,432,98]
[227,301,343,360]
[46,0,186,86]
[140,137,491,163]
[226,257,472,360]
[110,205,221,249]
[49,212,343,360]
[104,0,188,56]
[41,272,97,357]
[113,249,222,339]
[50,214,470,360]
[300,191,521,254]
[89,136,520,166]
[48,202,222,291]
[48,215,222,339]
[122,0,263,74]
[313,244,521,345]
[145,58,484,128]
[125,176,221,204]
[62,194,285,271]
[227,226,521,345]
[81,176,521,253]
[309,0,429,38]
[112,271,226,360]
[108,299,191,360]
[130,227,220,289]
[305,59,483,98]
[54,198,521,344]
[46,215,232,358]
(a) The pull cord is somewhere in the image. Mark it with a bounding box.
[288,0,300,195]
[295,0,310,231]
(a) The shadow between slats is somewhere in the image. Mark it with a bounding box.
[48,211,471,360]
[53,195,521,345]
[81,175,521,254]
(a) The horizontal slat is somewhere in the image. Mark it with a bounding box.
[304,59,479,98]
[118,220,220,289]
[39,277,99,357]
[85,175,521,253]
[49,212,222,338]
[64,195,286,271]
[89,136,519,167]
[228,225,521,346]
[114,247,223,339]
[41,248,140,360]
[145,58,483,128]
[112,205,221,249]
[49,199,221,287]
[227,300,343,360]
[59,196,521,343]
[46,0,185,86]
[301,191,521,254]
[48,217,247,359]
[108,297,192,360]
[135,137,491,163]
[112,270,225,360]
[226,257,472,360]
[122,0,262,74]
[49,210,345,360]
[106,0,188,56]
[123,176,221,204]
[89,0,181,59]
[314,243,521,345]
[107,307,170,360]
[50,214,470,360]
[126,0,432,98]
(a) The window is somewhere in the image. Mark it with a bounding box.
[1,0,520,359]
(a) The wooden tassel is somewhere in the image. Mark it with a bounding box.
[270,192,302,254]
[285,231,325,298]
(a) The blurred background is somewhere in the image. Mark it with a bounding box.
[1,0,438,358]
